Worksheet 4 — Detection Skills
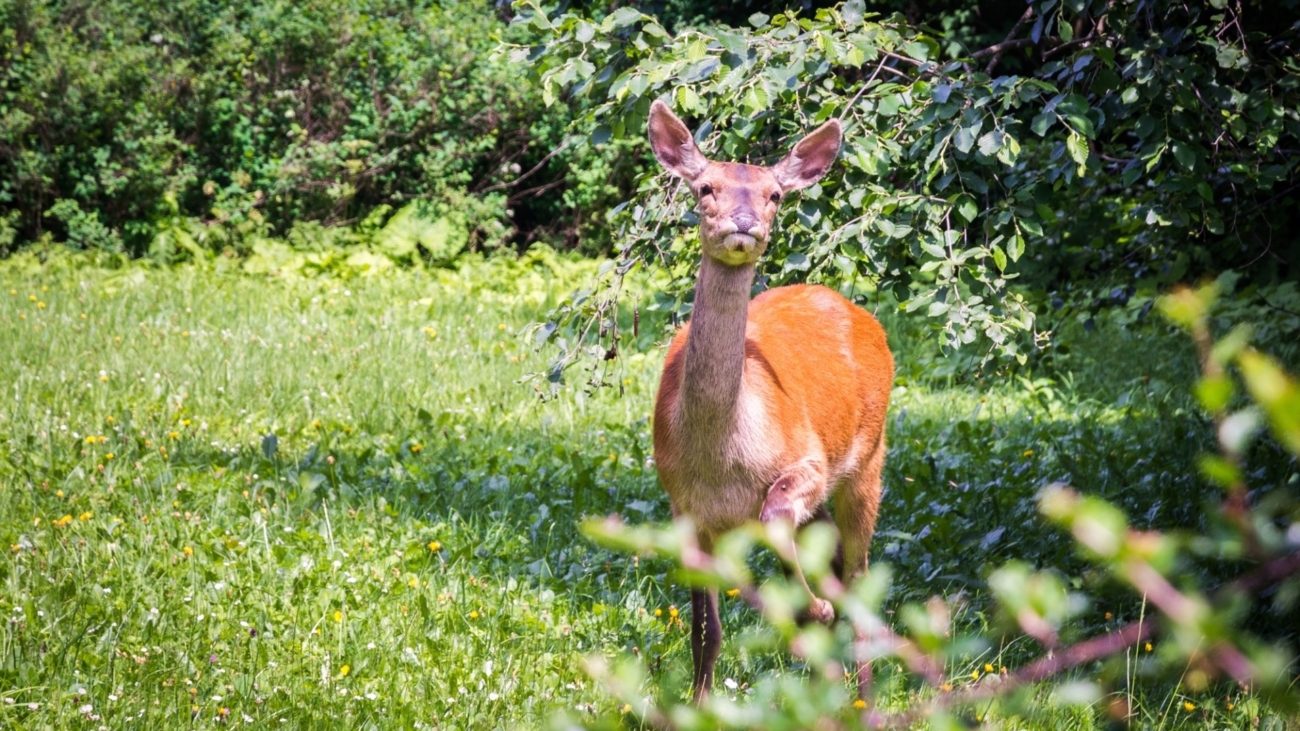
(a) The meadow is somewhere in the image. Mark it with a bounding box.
[0,249,1293,729]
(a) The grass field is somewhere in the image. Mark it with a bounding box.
[0,250,1292,729]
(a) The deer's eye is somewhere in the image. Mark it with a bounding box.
[770,192,782,202]
[699,184,713,197]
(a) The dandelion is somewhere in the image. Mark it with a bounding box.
[182,419,192,427]
[422,327,437,338]
[339,664,350,678]
[100,373,109,382]
[468,610,480,620]
[105,453,114,460]
[168,431,179,439]
[55,515,73,527]
[498,324,507,331]
[408,577,419,588]
[654,608,662,617]
[1183,701,1195,711]
[1022,449,1034,457]
[725,588,739,597]
[984,663,994,673]
[940,683,953,692]
[311,420,322,429]
[427,540,441,552]
[56,490,65,497]
[1227,702,1235,711]
[1105,612,1112,620]
[37,301,45,309]
[1144,642,1152,652]
[182,546,193,557]
[28,294,35,302]
[853,699,867,709]
[970,669,980,680]
[79,512,93,521]
[333,610,343,623]
[410,444,423,453]
[668,606,679,619]
[620,703,632,713]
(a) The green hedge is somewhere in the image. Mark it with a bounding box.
[0,0,641,256]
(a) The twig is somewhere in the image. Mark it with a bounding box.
[478,138,572,194]
[985,7,1035,74]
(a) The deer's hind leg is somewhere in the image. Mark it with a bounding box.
[834,431,886,701]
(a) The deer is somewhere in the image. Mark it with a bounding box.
[647,100,894,702]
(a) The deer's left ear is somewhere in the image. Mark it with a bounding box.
[771,119,842,192]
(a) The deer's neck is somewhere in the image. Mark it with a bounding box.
[679,256,754,435]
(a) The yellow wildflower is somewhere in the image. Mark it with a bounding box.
[427,540,441,552]
[940,683,953,692]
[55,515,73,527]
[408,577,419,588]
[668,606,679,619]
[28,294,35,302]
[984,663,994,673]
[105,453,114,460]
[182,546,193,557]
[1145,642,1152,652]
[339,664,350,678]
[654,608,662,617]
[468,610,480,620]
[853,699,867,709]
[1022,449,1034,457]
[56,490,64,497]
[168,431,179,439]
[333,610,343,623]
[410,444,423,453]
[498,324,507,331]
[37,301,45,309]
[620,703,632,713]
[725,589,739,597]
[970,669,980,680]
[78,512,92,521]
[1183,701,1195,711]
[99,373,108,382]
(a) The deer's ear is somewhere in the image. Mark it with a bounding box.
[648,100,708,180]
[771,119,842,192]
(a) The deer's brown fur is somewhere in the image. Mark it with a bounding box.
[648,100,893,702]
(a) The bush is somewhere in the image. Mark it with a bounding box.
[0,0,642,256]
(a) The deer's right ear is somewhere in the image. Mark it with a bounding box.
[648,100,708,180]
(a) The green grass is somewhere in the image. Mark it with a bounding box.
[0,251,1293,729]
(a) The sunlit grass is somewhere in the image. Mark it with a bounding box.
[0,251,1289,729]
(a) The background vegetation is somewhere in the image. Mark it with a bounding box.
[1,0,1298,728]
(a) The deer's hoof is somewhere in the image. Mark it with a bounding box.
[808,597,835,624]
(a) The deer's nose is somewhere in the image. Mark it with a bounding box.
[732,213,758,234]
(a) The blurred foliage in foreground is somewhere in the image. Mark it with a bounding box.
[567,281,1300,730]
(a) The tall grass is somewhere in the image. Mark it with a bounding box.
[0,251,1289,728]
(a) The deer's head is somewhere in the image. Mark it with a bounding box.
[647,100,842,267]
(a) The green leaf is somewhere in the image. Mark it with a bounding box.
[1171,141,1197,172]
[953,126,976,154]
[748,12,770,27]
[1066,133,1089,173]
[1057,14,1073,43]
[1031,113,1055,136]
[990,244,1007,271]
[977,130,1002,156]
[953,195,978,223]
[604,7,643,30]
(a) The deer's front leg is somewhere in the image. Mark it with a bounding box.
[690,587,722,701]
[759,462,834,624]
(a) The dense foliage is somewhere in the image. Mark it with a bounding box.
[0,0,641,257]
[513,0,1299,370]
